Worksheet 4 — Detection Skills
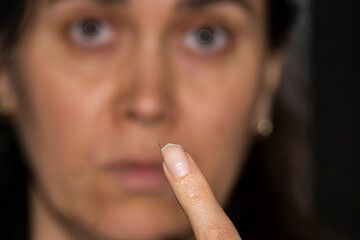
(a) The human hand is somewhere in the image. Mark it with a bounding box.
[160,143,242,240]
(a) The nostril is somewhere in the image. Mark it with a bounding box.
[126,108,166,125]
[126,109,137,120]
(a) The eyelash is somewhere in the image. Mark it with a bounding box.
[65,16,235,55]
[67,18,116,48]
[182,24,231,55]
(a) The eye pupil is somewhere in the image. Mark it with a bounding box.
[84,21,99,36]
[197,29,213,44]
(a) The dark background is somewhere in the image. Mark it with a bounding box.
[0,1,359,240]
[313,0,360,240]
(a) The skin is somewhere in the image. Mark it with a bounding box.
[0,0,285,239]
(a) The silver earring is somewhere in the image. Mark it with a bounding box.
[257,119,273,137]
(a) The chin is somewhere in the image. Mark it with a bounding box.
[84,195,192,240]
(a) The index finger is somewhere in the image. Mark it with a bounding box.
[160,143,241,240]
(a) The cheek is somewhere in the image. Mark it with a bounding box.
[15,39,115,204]
[14,43,125,223]
[19,58,91,158]
[174,43,264,204]
[179,79,258,205]
[16,26,121,160]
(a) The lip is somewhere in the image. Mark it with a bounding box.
[103,159,168,190]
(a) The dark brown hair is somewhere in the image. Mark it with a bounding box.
[0,1,326,239]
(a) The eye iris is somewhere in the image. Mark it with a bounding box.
[84,21,99,36]
[197,29,213,44]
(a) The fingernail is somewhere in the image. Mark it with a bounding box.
[161,143,189,178]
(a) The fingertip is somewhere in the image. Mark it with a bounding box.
[160,143,189,178]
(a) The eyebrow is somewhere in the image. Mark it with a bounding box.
[49,0,128,5]
[176,0,251,13]
[50,0,251,14]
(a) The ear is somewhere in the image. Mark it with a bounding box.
[0,65,18,117]
[250,48,285,135]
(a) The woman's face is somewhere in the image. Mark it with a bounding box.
[1,0,283,239]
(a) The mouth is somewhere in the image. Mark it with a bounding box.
[103,159,168,191]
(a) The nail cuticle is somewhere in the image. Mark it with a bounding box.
[160,143,185,156]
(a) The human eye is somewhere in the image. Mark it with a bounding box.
[183,25,229,55]
[68,18,115,48]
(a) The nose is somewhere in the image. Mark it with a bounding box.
[122,38,174,126]
[125,86,169,125]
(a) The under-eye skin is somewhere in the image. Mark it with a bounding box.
[68,18,115,48]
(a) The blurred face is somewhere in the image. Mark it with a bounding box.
[1,0,283,239]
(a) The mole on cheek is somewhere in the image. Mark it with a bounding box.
[70,165,87,179]
[212,118,227,136]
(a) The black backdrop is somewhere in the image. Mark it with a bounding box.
[313,0,360,240]
[0,1,359,240]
